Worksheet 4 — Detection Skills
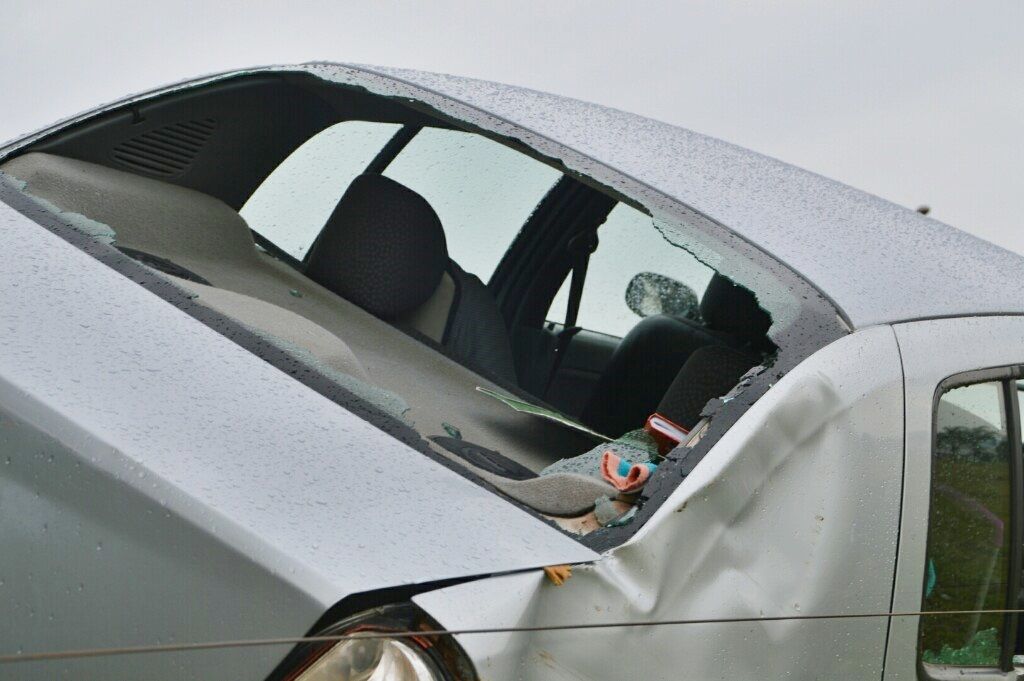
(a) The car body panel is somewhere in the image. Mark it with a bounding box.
[0,203,597,679]
[416,325,905,679]
[2,62,1020,680]
[884,316,1024,680]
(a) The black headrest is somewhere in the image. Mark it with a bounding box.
[656,344,757,429]
[305,174,449,319]
[699,273,772,339]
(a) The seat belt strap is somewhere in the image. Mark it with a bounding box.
[564,248,588,330]
[563,230,598,328]
[545,230,598,392]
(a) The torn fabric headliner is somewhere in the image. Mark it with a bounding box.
[4,61,1020,329]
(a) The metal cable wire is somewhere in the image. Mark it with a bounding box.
[3,607,1024,664]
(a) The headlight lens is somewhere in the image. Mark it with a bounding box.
[295,636,440,681]
[277,603,476,681]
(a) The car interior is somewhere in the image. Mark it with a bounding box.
[0,72,780,533]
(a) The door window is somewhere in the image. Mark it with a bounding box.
[241,121,401,259]
[919,375,1022,671]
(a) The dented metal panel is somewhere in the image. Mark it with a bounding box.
[417,326,905,680]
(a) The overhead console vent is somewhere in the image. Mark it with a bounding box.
[111,118,217,177]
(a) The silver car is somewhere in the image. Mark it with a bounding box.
[3,63,1024,680]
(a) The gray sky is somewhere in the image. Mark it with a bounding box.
[4,1,1021,252]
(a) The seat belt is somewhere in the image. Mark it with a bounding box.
[545,230,598,392]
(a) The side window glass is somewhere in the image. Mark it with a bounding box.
[241,121,401,259]
[547,202,715,338]
[920,380,1012,667]
[1016,380,1024,666]
[383,128,561,282]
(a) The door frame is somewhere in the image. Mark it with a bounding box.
[885,316,1024,680]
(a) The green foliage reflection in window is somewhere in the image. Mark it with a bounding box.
[920,381,1011,666]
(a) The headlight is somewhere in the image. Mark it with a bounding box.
[276,603,476,681]
[295,636,440,681]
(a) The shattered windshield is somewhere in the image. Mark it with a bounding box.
[0,70,834,552]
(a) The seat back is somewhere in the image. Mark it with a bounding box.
[580,273,770,436]
[656,344,758,430]
[305,173,517,382]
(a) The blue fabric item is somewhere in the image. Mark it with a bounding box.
[541,429,659,481]
[926,558,937,598]
[616,458,657,477]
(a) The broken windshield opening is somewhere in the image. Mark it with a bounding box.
[0,70,841,548]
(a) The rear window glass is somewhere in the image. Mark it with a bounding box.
[241,121,401,259]
[547,202,716,338]
[383,128,560,282]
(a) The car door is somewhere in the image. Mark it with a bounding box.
[885,316,1024,680]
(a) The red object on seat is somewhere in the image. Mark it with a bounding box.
[644,413,690,455]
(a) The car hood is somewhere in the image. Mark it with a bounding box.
[0,199,598,609]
